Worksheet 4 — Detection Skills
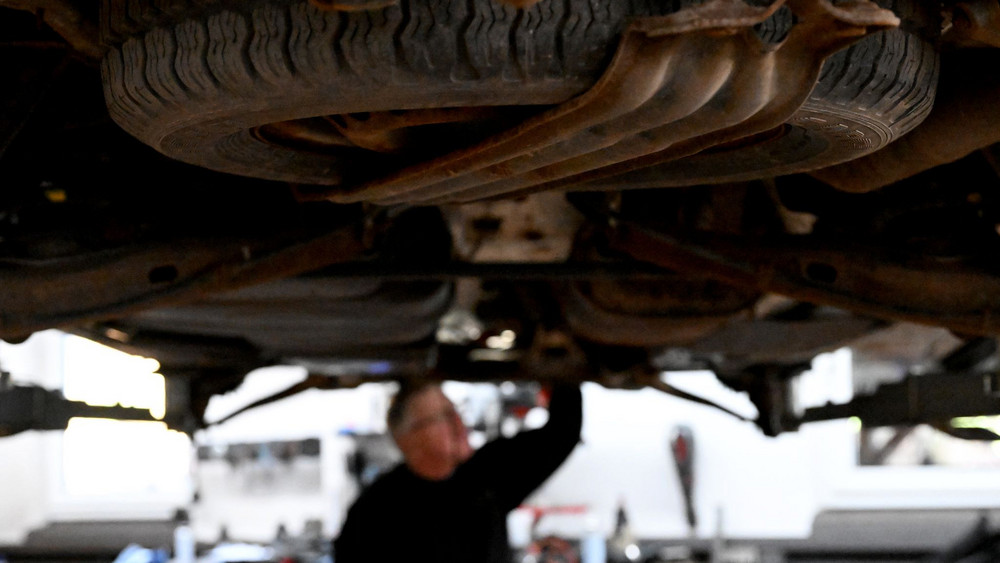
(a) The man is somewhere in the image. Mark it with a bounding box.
[334,381,583,562]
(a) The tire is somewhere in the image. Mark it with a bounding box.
[100,0,938,189]
[583,0,939,189]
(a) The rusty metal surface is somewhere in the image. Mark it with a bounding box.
[948,0,1000,47]
[318,0,897,206]
[811,50,1000,193]
[0,0,104,59]
[561,281,741,347]
[255,119,355,156]
[327,108,506,154]
[447,193,584,263]
[0,224,365,340]
[610,220,1000,337]
[688,315,885,365]
[128,279,453,355]
[560,272,879,356]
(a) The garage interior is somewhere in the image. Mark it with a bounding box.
[3,0,1000,561]
[3,325,1000,563]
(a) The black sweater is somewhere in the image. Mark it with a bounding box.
[333,384,583,563]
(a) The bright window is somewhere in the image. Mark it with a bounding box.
[60,334,191,498]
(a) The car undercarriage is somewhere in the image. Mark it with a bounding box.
[1,0,1000,438]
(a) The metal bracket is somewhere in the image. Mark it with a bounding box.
[0,383,156,438]
[797,370,1000,436]
[948,0,1000,48]
[0,0,105,59]
[0,223,365,341]
[317,0,897,206]
[608,219,1000,337]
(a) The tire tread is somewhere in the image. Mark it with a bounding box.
[99,0,939,187]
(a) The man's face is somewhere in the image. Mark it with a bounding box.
[395,387,474,480]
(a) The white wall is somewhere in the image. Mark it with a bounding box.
[0,331,65,544]
[187,352,859,544]
[0,331,194,545]
[192,368,393,542]
[7,338,1000,549]
[522,348,1000,543]
[521,356,856,542]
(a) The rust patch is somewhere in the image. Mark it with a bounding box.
[316,0,897,205]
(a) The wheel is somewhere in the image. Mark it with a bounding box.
[100,0,939,191]
[584,0,940,189]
